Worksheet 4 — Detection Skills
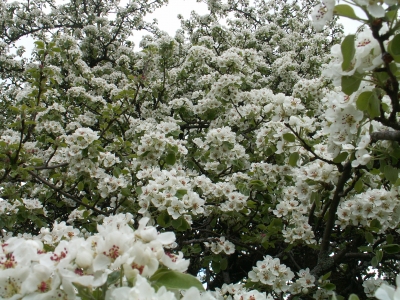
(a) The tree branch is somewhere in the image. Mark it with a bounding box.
[312,162,353,276]
[27,170,108,216]
[34,163,69,170]
[371,130,400,143]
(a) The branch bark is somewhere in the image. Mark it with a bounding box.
[311,162,353,276]
[371,130,400,143]
[27,170,108,216]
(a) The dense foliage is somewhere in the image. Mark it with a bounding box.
[1,0,400,299]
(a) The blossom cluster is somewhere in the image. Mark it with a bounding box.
[336,188,400,231]
[363,277,388,298]
[248,255,295,293]
[203,237,235,255]
[0,213,190,299]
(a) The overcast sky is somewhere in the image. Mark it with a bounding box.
[13,0,363,54]
[131,0,209,48]
[131,0,363,49]
[141,0,362,36]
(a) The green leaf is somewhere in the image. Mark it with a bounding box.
[157,210,172,228]
[171,217,182,229]
[334,5,363,20]
[354,179,363,192]
[120,188,130,197]
[356,91,374,111]
[333,152,348,163]
[368,93,381,119]
[150,268,205,291]
[384,165,398,184]
[191,244,202,254]
[222,141,234,150]
[113,167,121,178]
[34,40,45,49]
[386,234,394,244]
[73,283,96,300]
[288,152,299,167]
[311,191,321,209]
[341,35,355,71]
[175,189,188,199]
[77,181,84,191]
[365,231,374,244]
[348,294,360,300]
[249,180,266,191]
[324,283,336,291]
[341,73,363,95]
[282,133,296,142]
[165,151,176,165]
[388,34,400,62]
[386,9,397,22]
[371,255,379,267]
[382,244,400,254]
[370,219,382,232]
[106,270,121,286]
[375,250,383,262]
[212,260,221,273]
[335,294,345,300]
[322,271,332,281]
[135,187,142,196]
[220,258,228,270]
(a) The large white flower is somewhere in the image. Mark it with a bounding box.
[311,0,335,31]
[375,275,400,300]
[135,217,175,245]
[123,243,159,278]
[107,275,176,300]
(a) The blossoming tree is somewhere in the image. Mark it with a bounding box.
[0,0,399,299]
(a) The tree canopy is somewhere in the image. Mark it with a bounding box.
[0,0,400,299]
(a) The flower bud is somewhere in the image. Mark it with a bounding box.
[75,249,93,269]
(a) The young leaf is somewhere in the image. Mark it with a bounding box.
[384,165,398,184]
[165,151,176,165]
[368,94,381,119]
[386,234,394,244]
[341,73,363,95]
[354,179,363,192]
[348,294,360,300]
[323,283,336,291]
[175,189,188,199]
[333,152,348,163]
[34,40,45,49]
[356,91,373,111]
[322,271,332,281]
[106,270,121,286]
[150,268,205,291]
[78,181,84,191]
[370,219,382,231]
[382,244,400,254]
[220,257,228,270]
[375,250,383,262]
[73,283,96,300]
[282,133,296,142]
[341,35,355,71]
[371,256,379,267]
[388,34,400,57]
[365,231,374,244]
[288,152,299,167]
[334,5,363,20]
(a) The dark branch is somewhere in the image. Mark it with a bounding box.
[371,130,400,143]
